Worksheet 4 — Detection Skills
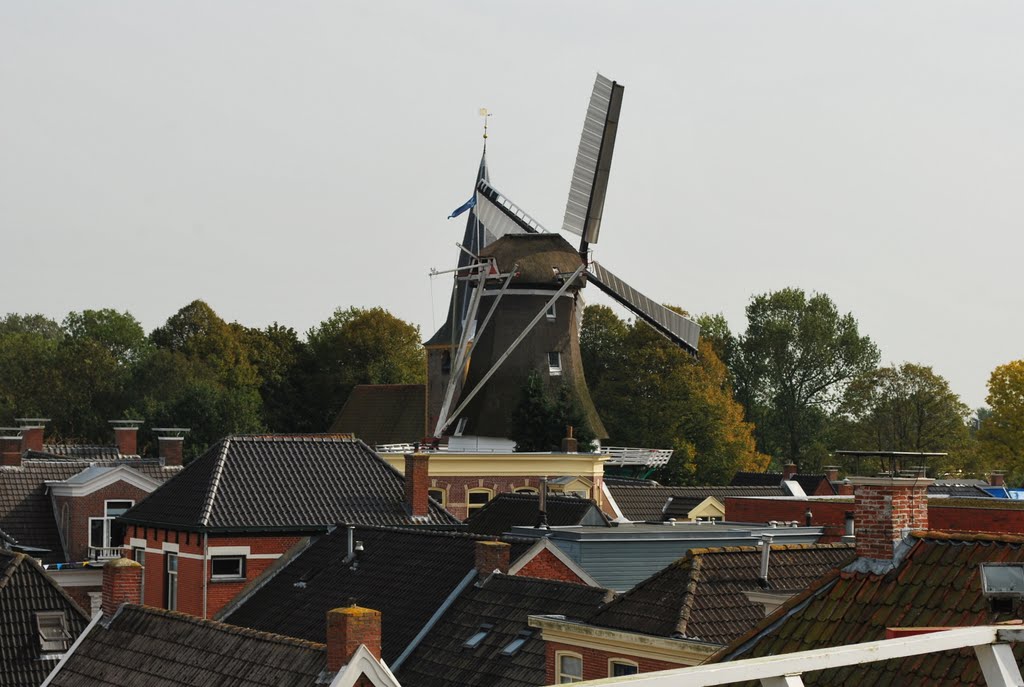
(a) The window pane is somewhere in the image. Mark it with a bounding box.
[612,662,638,676]
[428,489,446,505]
[468,491,491,505]
[559,655,582,683]
[211,557,244,579]
[89,519,106,548]
[105,501,134,517]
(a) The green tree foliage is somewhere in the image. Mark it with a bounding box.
[304,306,425,429]
[837,363,973,475]
[509,371,596,452]
[978,360,1024,483]
[0,314,62,424]
[736,288,879,468]
[581,305,768,485]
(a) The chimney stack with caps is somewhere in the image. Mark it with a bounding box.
[326,605,382,673]
[850,476,932,560]
[823,465,839,483]
[1,428,22,467]
[990,472,1006,488]
[102,557,143,618]
[110,420,143,457]
[475,540,511,576]
[16,418,48,454]
[153,428,189,466]
[782,462,798,480]
[404,453,430,518]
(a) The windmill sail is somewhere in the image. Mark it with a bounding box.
[475,179,546,237]
[586,261,701,355]
[562,73,624,247]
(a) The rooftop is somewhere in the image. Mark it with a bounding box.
[465,493,611,535]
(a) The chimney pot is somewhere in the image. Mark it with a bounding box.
[326,606,382,672]
[0,429,22,467]
[475,540,511,576]
[823,465,839,482]
[102,557,143,618]
[782,463,798,480]
[404,453,430,518]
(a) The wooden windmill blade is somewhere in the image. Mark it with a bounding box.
[586,261,702,355]
[562,73,625,250]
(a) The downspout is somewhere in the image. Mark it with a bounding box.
[202,532,209,618]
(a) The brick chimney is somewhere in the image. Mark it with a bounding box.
[153,428,188,466]
[782,462,798,480]
[110,420,143,457]
[0,429,22,467]
[561,426,578,453]
[102,557,143,618]
[990,472,1006,488]
[837,479,854,496]
[326,605,382,673]
[16,418,47,453]
[823,465,839,483]
[404,453,430,518]
[475,540,511,575]
[850,476,932,560]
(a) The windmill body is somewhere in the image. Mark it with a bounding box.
[424,73,700,460]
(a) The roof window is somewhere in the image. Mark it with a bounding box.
[36,611,72,653]
[980,563,1024,597]
[500,629,533,656]
[463,623,493,649]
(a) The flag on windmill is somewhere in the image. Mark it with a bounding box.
[447,194,477,219]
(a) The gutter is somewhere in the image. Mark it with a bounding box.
[390,568,477,671]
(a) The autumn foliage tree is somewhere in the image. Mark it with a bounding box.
[581,305,768,485]
[978,360,1024,483]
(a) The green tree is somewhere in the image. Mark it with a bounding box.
[509,371,596,452]
[233,323,308,431]
[978,360,1024,483]
[581,306,767,485]
[838,363,972,474]
[304,307,425,428]
[737,288,879,468]
[0,314,61,424]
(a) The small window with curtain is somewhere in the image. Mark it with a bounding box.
[556,652,583,683]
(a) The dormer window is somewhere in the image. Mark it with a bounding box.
[463,623,493,649]
[36,611,71,653]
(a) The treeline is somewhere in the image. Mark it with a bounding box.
[0,301,424,460]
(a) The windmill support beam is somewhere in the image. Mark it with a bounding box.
[438,263,586,436]
[434,265,489,437]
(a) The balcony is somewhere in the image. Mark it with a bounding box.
[88,546,123,561]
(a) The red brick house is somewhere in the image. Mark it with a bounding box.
[117,435,461,619]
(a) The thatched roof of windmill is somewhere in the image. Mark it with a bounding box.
[479,233,583,287]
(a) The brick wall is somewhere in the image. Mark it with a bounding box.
[545,640,687,682]
[929,503,1024,535]
[125,525,303,618]
[514,548,588,585]
[725,497,852,543]
[54,482,154,561]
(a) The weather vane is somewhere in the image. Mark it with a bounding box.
[479,108,491,141]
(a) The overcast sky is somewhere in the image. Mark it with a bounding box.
[2,2,1021,409]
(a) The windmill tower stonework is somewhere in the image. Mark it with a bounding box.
[426,74,700,455]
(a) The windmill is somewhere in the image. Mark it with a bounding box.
[425,74,701,452]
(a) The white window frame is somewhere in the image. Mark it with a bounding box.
[548,351,562,376]
[36,611,71,653]
[210,555,246,581]
[546,303,557,320]
[556,650,583,683]
[132,546,146,604]
[467,488,494,515]
[608,658,639,677]
[166,552,178,610]
[89,500,135,551]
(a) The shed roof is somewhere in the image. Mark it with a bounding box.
[118,435,461,532]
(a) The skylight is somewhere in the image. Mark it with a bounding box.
[463,623,493,649]
[980,563,1024,597]
[500,629,533,656]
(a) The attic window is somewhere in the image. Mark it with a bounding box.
[500,629,533,656]
[36,611,72,653]
[980,563,1024,597]
[548,352,562,376]
[546,304,557,320]
[463,623,493,649]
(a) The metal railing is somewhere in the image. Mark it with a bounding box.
[88,546,122,561]
[603,447,673,467]
[562,625,1024,687]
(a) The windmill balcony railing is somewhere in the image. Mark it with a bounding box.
[374,443,673,465]
[88,546,123,561]
[556,625,1024,687]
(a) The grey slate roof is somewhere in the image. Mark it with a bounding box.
[592,543,854,645]
[0,550,90,687]
[329,384,427,447]
[0,458,180,563]
[397,573,609,687]
[47,604,326,687]
[222,525,534,663]
[730,471,835,496]
[465,493,611,535]
[608,484,786,522]
[928,482,994,498]
[118,435,461,532]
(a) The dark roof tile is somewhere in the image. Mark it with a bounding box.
[731,472,835,496]
[466,493,611,535]
[608,484,786,522]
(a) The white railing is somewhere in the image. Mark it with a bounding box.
[563,625,1024,687]
[88,546,122,561]
[603,447,673,467]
